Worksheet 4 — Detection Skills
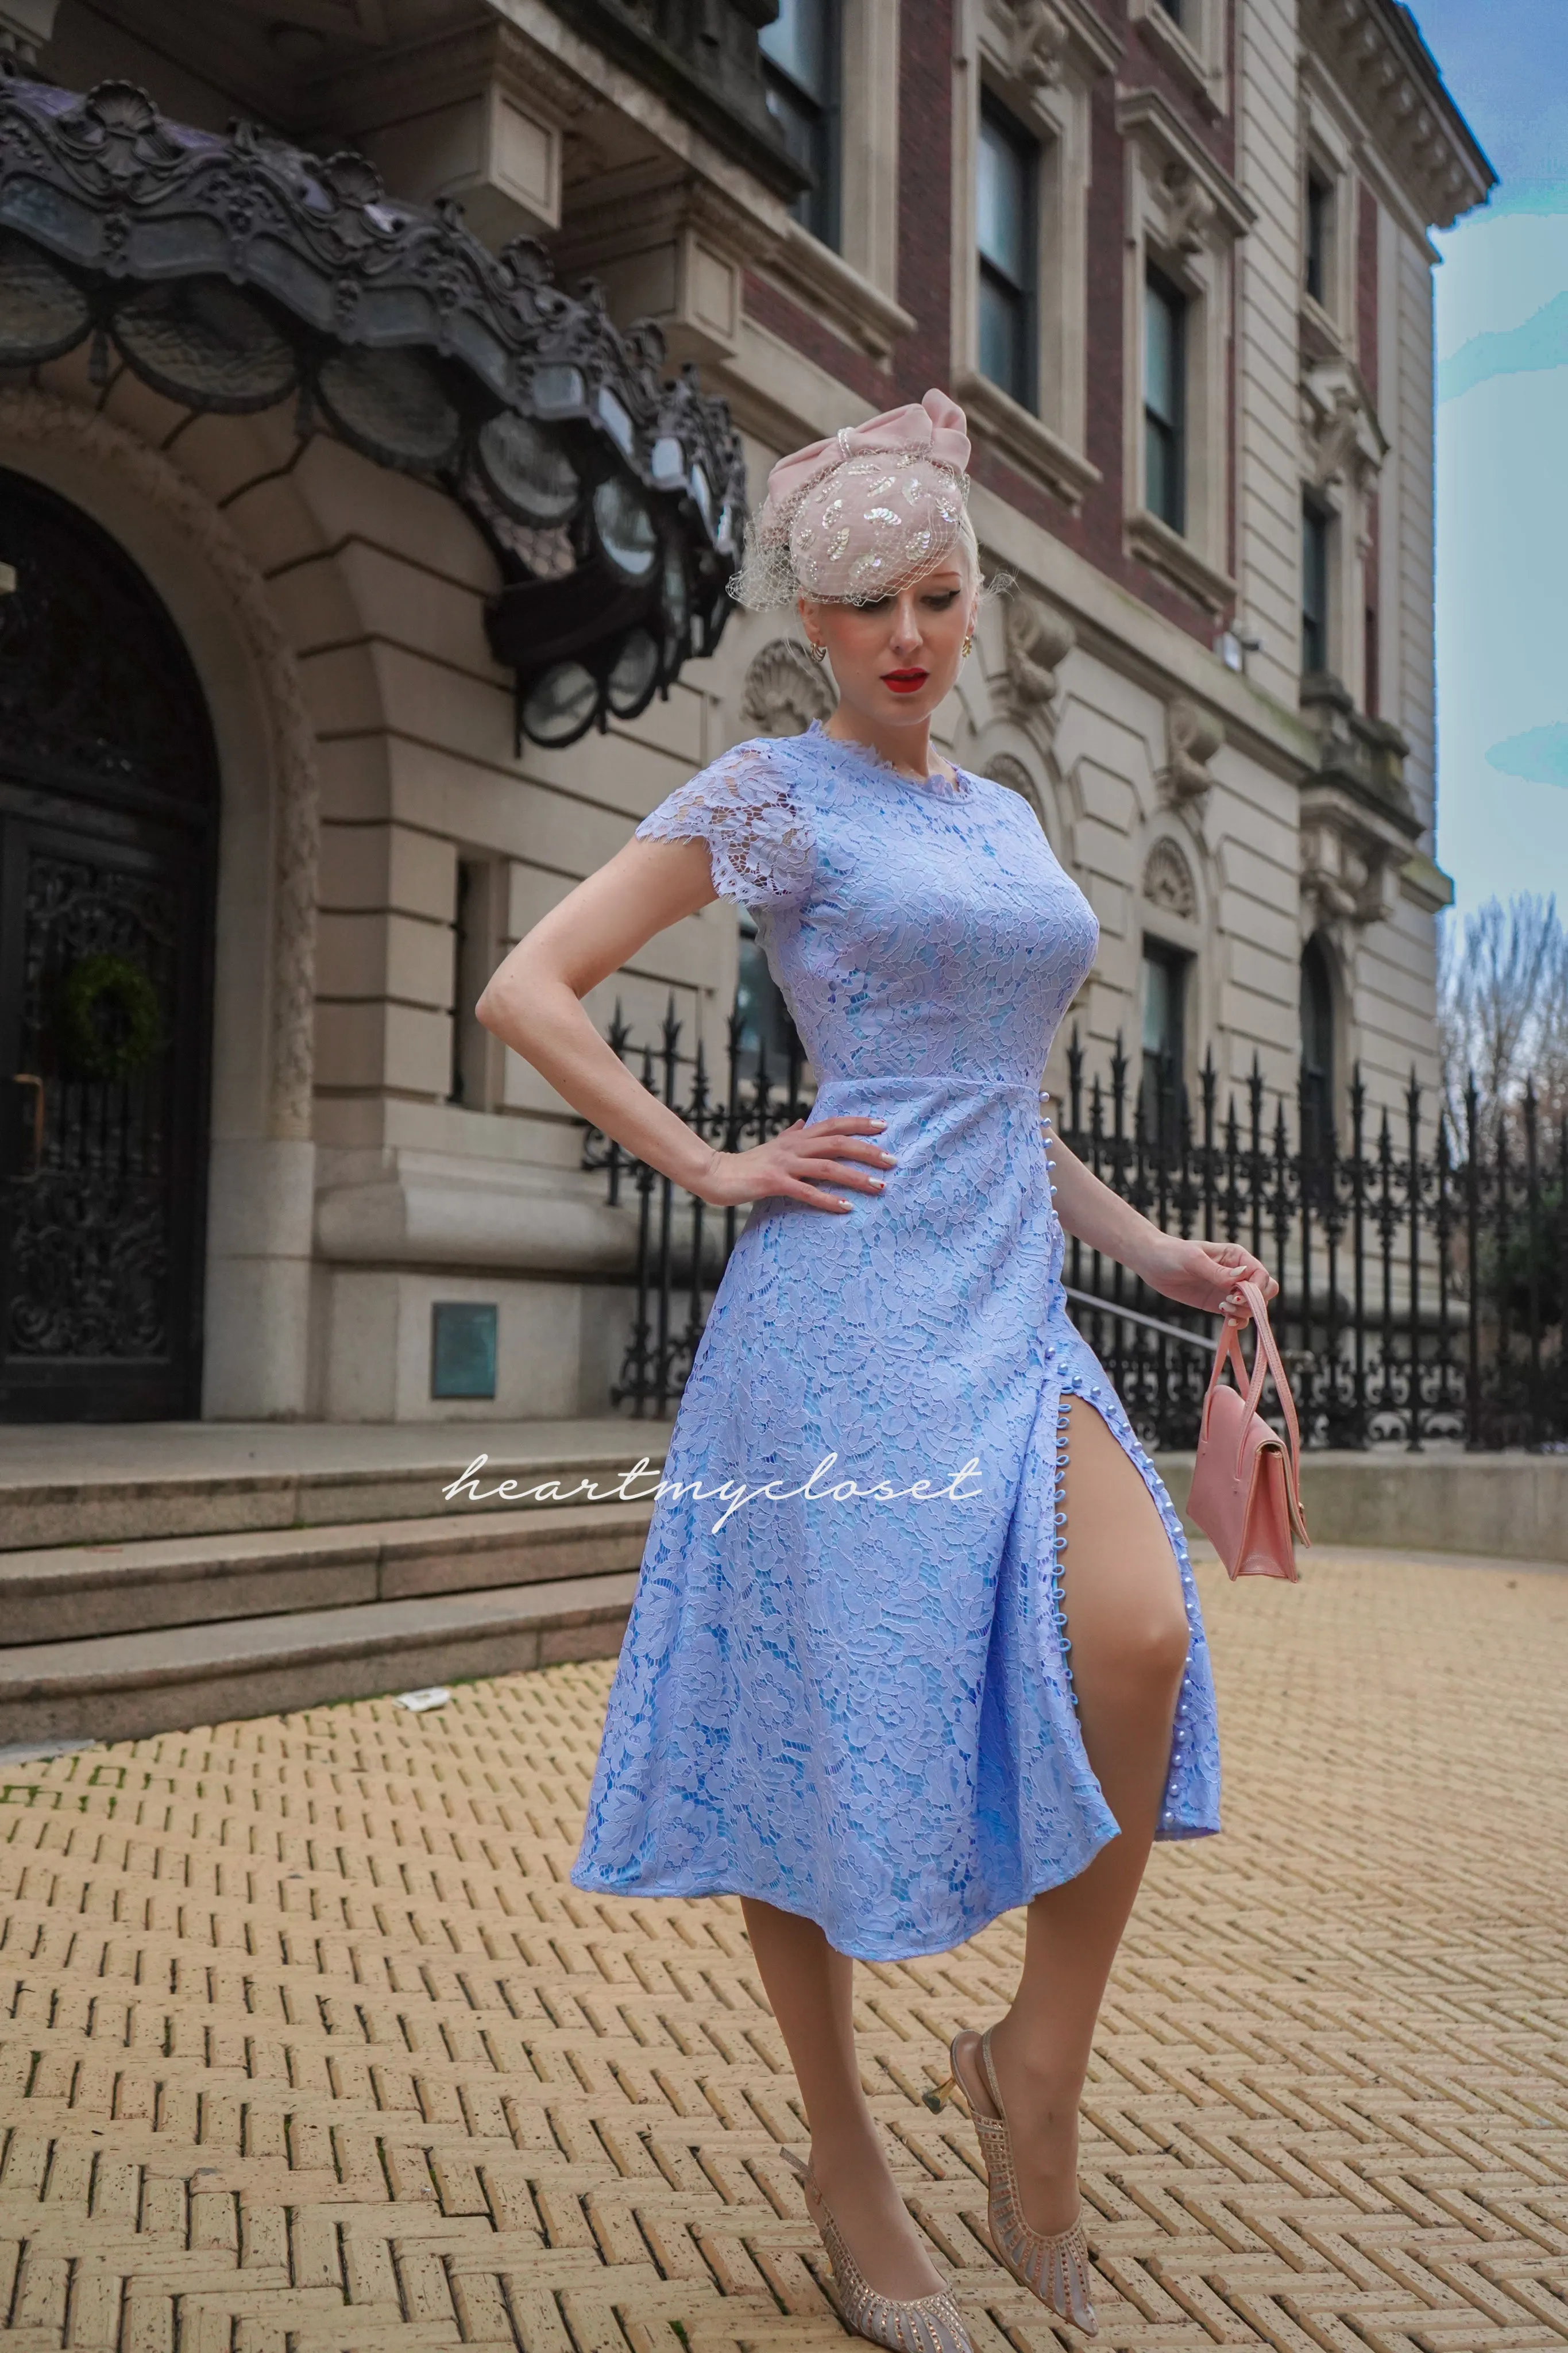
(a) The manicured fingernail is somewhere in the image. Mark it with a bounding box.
[870,1118,888,1128]
[868,1178,885,1190]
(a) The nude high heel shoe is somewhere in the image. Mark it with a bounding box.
[781,2147,974,2353]
[924,2027,1098,2337]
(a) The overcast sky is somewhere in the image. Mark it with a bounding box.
[1404,1,1568,919]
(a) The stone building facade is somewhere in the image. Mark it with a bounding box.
[0,0,1490,1425]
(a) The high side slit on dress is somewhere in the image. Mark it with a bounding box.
[571,722,1221,1962]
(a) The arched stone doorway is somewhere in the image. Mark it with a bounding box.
[0,469,217,1419]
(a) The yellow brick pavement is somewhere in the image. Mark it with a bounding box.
[1,1550,1566,2353]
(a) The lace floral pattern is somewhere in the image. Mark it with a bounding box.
[575,722,1222,1961]
[634,739,817,910]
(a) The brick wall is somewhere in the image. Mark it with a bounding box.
[894,0,957,390]
[739,0,1243,649]
[1357,179,1380,403]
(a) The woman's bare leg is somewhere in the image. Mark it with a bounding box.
[978,1395,1191,2232]
[746,1398,1187,2275]
[741,1896,946,2297]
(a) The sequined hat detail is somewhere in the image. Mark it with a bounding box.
[728,388,972,610]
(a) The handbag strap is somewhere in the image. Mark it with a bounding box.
[1203,1278,1306,1524]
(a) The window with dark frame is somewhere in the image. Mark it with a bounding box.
[1300,936,1335,1160]
[1143,265,1187,534]
[976,94,1037,410]
[734,915,805,1091]
[1305,167,1333,307]
[1302,496,1331,676]
[1140,939,1189,1151]
[1156,0,1184,20]
[1364,597,1380,718]
[449,855,495,1108]
[759,0,843,251]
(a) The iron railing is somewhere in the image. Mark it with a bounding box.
[583,998,1568,1451]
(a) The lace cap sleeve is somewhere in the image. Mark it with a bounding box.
[634,740,816,912]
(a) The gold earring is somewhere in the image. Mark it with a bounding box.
[961,632,974,659]
[806,641,828,666]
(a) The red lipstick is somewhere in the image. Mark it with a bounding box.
[882,668,928,695]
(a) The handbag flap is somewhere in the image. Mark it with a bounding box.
[1187,1280,1310,1576]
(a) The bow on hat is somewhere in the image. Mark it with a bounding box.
[759,388,971,533]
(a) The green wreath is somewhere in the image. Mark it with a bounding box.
[59,951,164,1083]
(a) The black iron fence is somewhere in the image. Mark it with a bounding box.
[582,998,1568,1451]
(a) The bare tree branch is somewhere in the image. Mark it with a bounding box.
[1441,893,1568,1137]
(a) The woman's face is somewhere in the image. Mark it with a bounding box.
[798,558,977,731]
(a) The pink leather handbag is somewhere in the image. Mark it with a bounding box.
[1187,1277,1310,1581]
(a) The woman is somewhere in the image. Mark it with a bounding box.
[477,390,1276,2350]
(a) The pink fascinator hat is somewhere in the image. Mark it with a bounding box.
[729,388,972,609]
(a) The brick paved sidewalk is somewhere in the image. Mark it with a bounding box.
[2,1551,1566,2352]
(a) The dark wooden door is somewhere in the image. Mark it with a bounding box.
[0,470,217,1420]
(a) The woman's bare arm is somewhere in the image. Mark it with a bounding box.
[475,833,895,1213]
[1048,1133,1278,1318]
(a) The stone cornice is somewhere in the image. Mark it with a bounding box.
[1130,0,1223,120]
[955,367,1102,513]
[758,223,918,362]
[983,0,1125,91]
[1125,508,1238,620]
[1301,0,1496,231]
[1053,0,1125,80]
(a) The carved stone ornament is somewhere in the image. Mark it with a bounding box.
[1301,357,1388,494]
[1160,697,1225,807]
[1300,810,1400,929]
[740,639,836,736]
[1012,0,1072,87]
[1162,160,1218,256]
[1005,595,1076,710]
[1142,838,1198,921]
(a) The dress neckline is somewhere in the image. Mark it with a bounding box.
[806,719,972,800]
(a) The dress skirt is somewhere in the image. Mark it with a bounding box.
[571,1072,1222,1964]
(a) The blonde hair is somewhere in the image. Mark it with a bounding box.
[956,511,1013,607]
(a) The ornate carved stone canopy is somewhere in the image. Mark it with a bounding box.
[0,61,746,748]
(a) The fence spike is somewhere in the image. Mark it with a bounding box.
[588,1018,1559,1449]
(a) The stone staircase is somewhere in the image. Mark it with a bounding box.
[0,1418,670,1751]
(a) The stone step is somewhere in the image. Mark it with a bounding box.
[0,1500,654,1643]
[0,1422,671,1550]
[0,1569,640,1752]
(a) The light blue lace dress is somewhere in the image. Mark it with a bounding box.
[571,722,1220,1961]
